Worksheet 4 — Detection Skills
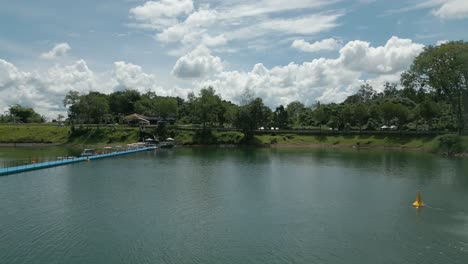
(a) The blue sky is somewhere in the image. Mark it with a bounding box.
[1,0,468,117]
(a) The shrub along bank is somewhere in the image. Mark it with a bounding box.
[0,124,467,155]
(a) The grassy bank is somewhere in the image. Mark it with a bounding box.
[257,133,468,153]
[1,125,467,155]
[0,125,140,146]
[66,127,140,145]
[0,125,69,143]
[175,130,468,154]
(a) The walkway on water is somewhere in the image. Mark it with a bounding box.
[0,147,154,176]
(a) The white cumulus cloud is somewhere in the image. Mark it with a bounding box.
[260,14,342,35]
[339,36,424,74]
[0,59,174,117]
[292,38,342,52]
[0,36,425,117]
[432,0,468,19]
[197,36,424,108]
[129,0,194,29]
[0,59,98,116]
[40,43,71,60]
[130,1,342,53]
[111,61,168,94]
[395,0,468,19]
[172,45,224,79]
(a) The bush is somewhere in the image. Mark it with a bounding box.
[435,134,463,155]
[192,129,217,144]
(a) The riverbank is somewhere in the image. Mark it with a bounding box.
[1,124,467,155]
[0,124,140,145]
[175,130,468,155]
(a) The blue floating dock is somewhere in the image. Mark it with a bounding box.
[0,147,155,176]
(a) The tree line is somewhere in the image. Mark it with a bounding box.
[0,105,45,123]
[2,41,468,136]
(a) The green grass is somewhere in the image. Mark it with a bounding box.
[0,124,141,146]
[1,124,467,154]
[67,127,140,145]
[174,130,244,145]
[256,134,442,149]
[0,124,69,143]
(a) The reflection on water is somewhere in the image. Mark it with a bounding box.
[0,146,81,167]
[0,147,467,264]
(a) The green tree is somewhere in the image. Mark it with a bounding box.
[383,82,399,97]
[222,101,238,127]
[8,105,44,123]
[134,95,155,116]
[338,104,353,130]
[353,103,369,132]
[380,102,409,129]
[313,103,329,131]
[274,105,288,129]
[109,90,141,115]
[285,101,305,127]
[401,41,468,134]
[63,90,81,125]
[154,97,178,119]
[298,107,314,127]
[417,99,440,130]
[192,87,224,130]
[235,97,269,139]
[346,84,377,104]
[78,92,110,124]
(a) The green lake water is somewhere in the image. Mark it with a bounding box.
[0,147,467,263]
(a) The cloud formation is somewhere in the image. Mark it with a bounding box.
[0,36,426,117]
[392,0,468,19]
[197,36,424,107]
[172,45,224,78]
[111,61,165,94]
[292,38,342,52]
[129,0,341,53]
[129,0,194,29]
[40,43,71,60]
[432,0,468,19]
[0,59,172,117]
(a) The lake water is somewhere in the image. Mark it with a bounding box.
[0,147,467,263]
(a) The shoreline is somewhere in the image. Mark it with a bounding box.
[2,142,467,157]
[0,143,62,147]
[184,142,430,152]
[270,143,429,151]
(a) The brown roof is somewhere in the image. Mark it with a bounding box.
[124,113,148,120]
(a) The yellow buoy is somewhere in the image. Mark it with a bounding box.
[412,191,424,207]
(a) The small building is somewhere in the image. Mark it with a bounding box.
[123,113,150,126]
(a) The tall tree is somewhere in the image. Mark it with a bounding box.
[401,41,468,134]
[193,87,224,129]
[353,103,369,132]
[380,102,409,129]
[417,99,439,130]
[154,97,178,119]
[79,92,110,124]
[313,104,329,131]
[109,90,141,115]
[8,105,44,123]
[383,82,399,97]
[235,97,269,139]
[274,105,288,129]
[63,90,81,125]
[286,101,305,127]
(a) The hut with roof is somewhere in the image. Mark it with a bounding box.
[123,113,150,126]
